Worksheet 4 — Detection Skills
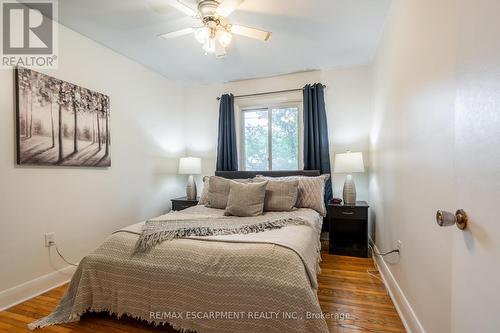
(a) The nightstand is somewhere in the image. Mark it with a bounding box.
[171,197,199,211]
[328,201,369,258]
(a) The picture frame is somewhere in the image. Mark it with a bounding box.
[15,67,111,167]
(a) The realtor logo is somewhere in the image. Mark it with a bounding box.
[1,0,58,68]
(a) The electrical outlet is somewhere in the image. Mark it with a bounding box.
[45,232,55,247]
[396,240,402,253]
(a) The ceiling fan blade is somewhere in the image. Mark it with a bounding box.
[216,0,245,17]
[215,40,227,58]
[163,0,198,16]
[159,27,195,39]
[231,25,272,41]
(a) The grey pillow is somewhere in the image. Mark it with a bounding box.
[255,179,299,212]
[224,181,268,217]
[206,176,251,209]
[256,174,330,216]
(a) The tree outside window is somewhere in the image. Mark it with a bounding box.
[242,105,300,171]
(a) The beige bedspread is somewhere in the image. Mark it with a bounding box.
[29,206,329,333]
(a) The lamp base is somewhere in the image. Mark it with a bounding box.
[186,175,197,200]
[343,174,357,205]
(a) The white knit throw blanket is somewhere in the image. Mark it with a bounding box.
[135,216,307,253]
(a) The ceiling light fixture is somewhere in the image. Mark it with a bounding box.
[158,0,272,58]
[202,38,216,54]
[217,29,232,48]
[195,25,232,56]
[194,27,210,44]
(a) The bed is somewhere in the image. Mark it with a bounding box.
[30,171,329,333]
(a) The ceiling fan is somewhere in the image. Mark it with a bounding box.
[158,0,272,58]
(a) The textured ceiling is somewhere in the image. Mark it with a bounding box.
[57,0,391,83]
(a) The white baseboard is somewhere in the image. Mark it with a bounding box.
[372,245,426,333]
[0,266,76,312]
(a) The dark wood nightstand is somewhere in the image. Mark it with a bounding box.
[328,201,369,258]
[171,197,199,211]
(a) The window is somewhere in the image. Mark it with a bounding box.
[241,105,301,171]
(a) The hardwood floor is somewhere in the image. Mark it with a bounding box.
[0,251,405,333]
[317,252,405,333]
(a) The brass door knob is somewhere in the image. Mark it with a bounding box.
[436,209,468,230]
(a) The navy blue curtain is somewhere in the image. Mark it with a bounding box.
[216,94,238,171]
[303,83,333,205]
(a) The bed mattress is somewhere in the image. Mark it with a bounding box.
[30,205,329,333]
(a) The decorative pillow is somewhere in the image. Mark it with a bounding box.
[224,181,268,217]
[198,176,210,205]
[206,176,252,209]
[253,179,299,212]
[256,174,330,216]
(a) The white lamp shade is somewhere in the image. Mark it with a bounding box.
[178,157,201,175]
[334,152,365,173]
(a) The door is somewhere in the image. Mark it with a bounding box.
[451,0,500,331]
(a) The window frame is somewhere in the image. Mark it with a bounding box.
[239,102,303,171]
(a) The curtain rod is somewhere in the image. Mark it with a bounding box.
[216,85,327,101]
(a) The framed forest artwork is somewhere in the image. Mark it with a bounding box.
[15,67,111,167]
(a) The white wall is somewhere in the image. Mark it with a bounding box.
[0,23,187,304]
[184,67,373,201]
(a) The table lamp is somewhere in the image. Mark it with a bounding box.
[334,152,365,205]
[179,157,201,200]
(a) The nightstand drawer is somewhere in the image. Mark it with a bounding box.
[171,197,199,211]
[173,203,195,211]
[331,207,367,220]
[328,201,369,258]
